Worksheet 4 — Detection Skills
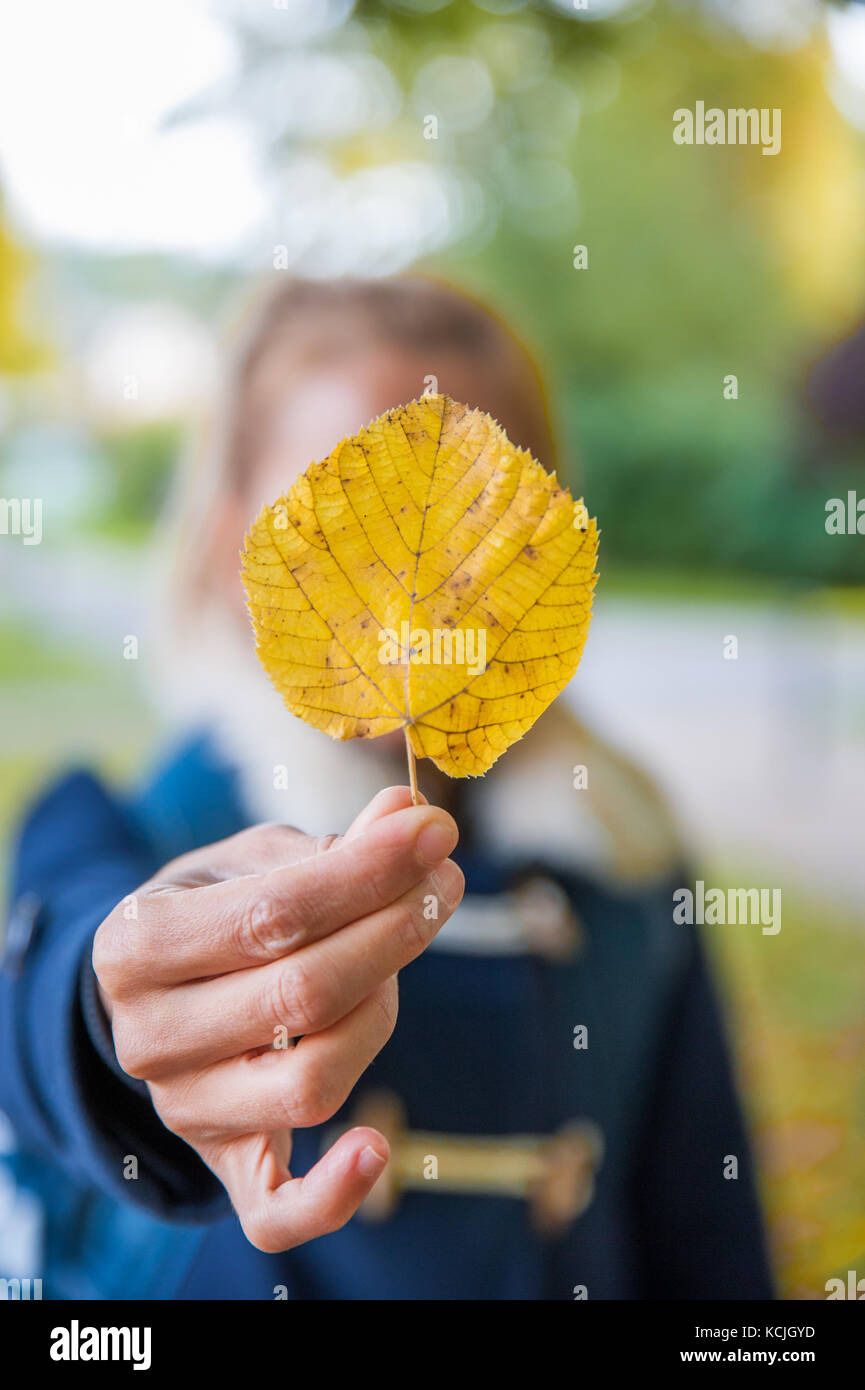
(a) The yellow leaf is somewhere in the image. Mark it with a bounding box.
[241,394,598,777]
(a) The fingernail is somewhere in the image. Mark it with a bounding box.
[430,859,465,910]
[417,818,458,866]
[357,1145,387,1179]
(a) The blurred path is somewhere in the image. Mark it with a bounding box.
[0,540,147,655]
[575,597,865,908]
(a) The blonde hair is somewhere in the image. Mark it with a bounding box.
[225,275,558,485]
[163,274,560,620]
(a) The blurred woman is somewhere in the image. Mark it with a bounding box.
[0,277,772,1299]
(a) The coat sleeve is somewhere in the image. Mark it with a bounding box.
[631,929,775,1299]
[0,772,230,1224]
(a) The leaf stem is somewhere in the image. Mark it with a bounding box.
[404,726,419,806]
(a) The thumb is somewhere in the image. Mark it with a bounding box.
[343,784,428,842]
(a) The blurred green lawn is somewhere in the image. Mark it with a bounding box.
[705,877,865,1298]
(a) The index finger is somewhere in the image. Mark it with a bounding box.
[122,801,458,988]
[206,1126,390,1254]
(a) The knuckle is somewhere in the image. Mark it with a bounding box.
[237,889,292,961]
[394,897,430,957]
[363,862,394,910]
[111,1013,154,1081]
[148,1079,195,1140]
[239,821,283,844]
[319,1210,347,1238]
[310,833,338,856]
[90,926,115,989]
[155,847,200,882]
[265,960,328,1035]
[240,1210,284,1254]
[91,919,132,1000]
[372,981,399,1040]
[241,822,307,857]
[288,1062,340,1130]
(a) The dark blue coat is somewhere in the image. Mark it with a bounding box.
[0,736,773,1300]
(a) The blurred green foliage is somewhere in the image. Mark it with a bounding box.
[93,422,181,539]
[423,5,865,582]
[0,195,45,373]
[212,0,865,582]
[327,1,864,583]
